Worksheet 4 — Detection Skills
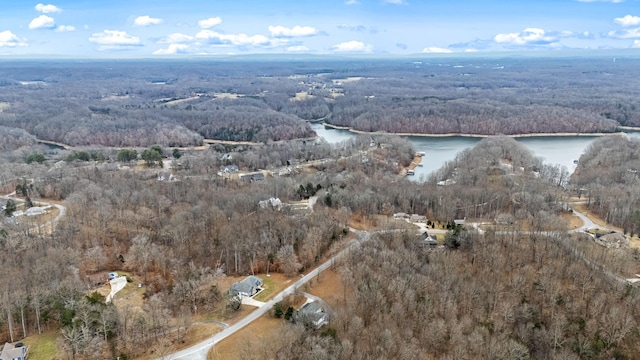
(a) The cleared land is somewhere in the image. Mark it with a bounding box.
[207,268,345,360]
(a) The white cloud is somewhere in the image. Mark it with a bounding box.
[383,0,407,4]
[331,40,373,52]
[89,30,142,50]
[286,45,309,52]
[159,33,194,44]
[338,24,367,32]
[268,25,318,38]
[422,46,453,53]
[35,3,61,13]
[633,40,640,48]
[134,16,164,27]
[614,15,640,26]
[494,28,556,45]
[196,30,271,47]
[29,15,56,30]
[0,31,27,47]
[607,28,640,39]
[345,0,358,3]
[464,48,479,53]
[55,25,75,32]
[198,17,222,29]
[153,44,189,55]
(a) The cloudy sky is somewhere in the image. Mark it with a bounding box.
[1,0,640,57]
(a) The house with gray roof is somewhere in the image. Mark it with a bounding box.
[229,276,264,297]
[240,172,265,182]
[296,301,329,329]
[221,165,239,173]
[0,342,28,360]
[420,231,439,249]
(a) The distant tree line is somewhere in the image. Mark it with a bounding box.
[2,58,640,147]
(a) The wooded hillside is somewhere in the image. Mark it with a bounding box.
[1,57,639,147]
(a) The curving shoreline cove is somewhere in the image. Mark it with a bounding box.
[321,123,633,139]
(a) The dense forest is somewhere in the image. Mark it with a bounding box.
[2,57,640,359]
[2,132,639,359]
[572,135,640,236]
[211,137,640,360]
[0,133,417,358]
[1,56,640,147]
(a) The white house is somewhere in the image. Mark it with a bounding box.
[25,207,46,216]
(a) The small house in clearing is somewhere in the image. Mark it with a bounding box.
[240,172,265,182]
[393,212,410,219]
[220,165,239,174]
[25,207,46,216]
[296,301,329,329]
[229,276,264,297]
[420,231,439,248]
[157,171,177,182]
[0,342,28,360]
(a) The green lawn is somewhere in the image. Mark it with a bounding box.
[253,276,275,302]
[23,331,58,360]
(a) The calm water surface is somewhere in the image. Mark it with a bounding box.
[310,123,623,182]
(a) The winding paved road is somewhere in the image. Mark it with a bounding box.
[162,205,635,360]
[161,229,369,360]
[1,192,66,233]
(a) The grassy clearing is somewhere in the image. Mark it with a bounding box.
[253,273,291,302]
[207,269,346,360]
[21,331,58,360]
[207,315,283,360]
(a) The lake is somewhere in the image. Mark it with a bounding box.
[310,123,631,182]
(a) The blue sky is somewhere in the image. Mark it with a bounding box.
[1,0,640,57]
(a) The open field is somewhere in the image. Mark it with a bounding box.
[561,211,584,230]
[253,273,293,302]
[20,331,58,360]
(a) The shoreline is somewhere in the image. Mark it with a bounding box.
[321,123,632,139]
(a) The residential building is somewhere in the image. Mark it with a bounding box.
[296,301,329,329]
[229,276,264,297]
[0,342,28,360]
